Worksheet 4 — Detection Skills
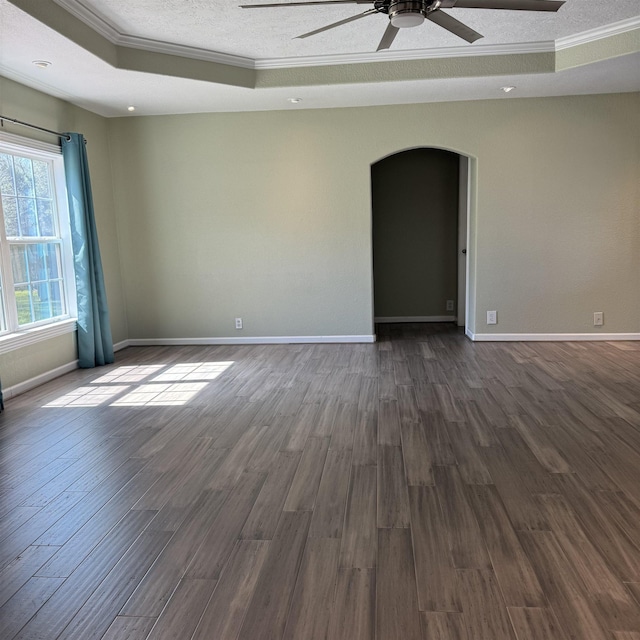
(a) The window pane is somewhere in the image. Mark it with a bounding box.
[11,243,65,325]
[33,282,52,321]
[10,244,28,284]
[50,280,64,317]
[27,243,48,281]
[33,160,52,198]
[14,156,35,198]
[14,285,34,325]
[0,154,15,196]
[2,195,19,236]
[37,199,55,236]
[45,243,61,279]
[18,197,38,236]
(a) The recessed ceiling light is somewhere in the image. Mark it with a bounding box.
[501,86,516,93]
[288,98,302,104]
[32,60,52,69]
[127,106,136,112]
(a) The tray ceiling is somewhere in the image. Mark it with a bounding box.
[0,0,638,116]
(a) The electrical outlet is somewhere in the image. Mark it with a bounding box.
[487,310,497,325]
[446,300,455,312]
[593,312,603,326]
[235,317,243,330]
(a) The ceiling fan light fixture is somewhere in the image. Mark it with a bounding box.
[390,11,425,28]
[389,1,427,28]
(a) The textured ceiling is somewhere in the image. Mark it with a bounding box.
[63,0,640,58]
[0,0,638,116]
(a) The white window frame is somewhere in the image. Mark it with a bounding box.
[0,132,77,355]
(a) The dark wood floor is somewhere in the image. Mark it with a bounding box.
[1,324,640,639]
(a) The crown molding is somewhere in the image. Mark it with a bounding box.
[254,40,554,68]
[555,16,640,51]
[53,0,640,71]
[53,0,121,41]
[116,34,256,69]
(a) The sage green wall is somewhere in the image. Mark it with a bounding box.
[0,77,127,389]
[372,148,459,319]
[109,92,639,340]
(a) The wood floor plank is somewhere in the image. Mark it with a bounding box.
[55,529,172,640]
[339,464,377,569]
[37,468,161,578]
[241,450,301,540]
[408,485,460,613]
[0,545,59,608]
[352,410,377,466]
[447,421,493,485]
[510,415,572,474]
[283,538,340,640]
[467,485,545,607]
[101,616,157,640]
[12,509,158,639]
[537,493,633,601]
[553,476,640,583]
[119,491,228,617]
[146,578,216,640]
[480,445,549,532]
[330,402,358,451]
[185,471,266,581]
[191,540,269,640]
[283,436,330,511]
[309,448,352,538]
[434,466,492,569]
[378,399,402,446]
[457,569,517,640]
[507,607,570,640]
[376,528,422,640]
[0,490,88,573]
[400,420,434,486]
[326,568,375,640]
[420,612,469,640]
[0,576,65,640]
[237,510,311,640]
[377,444,410,528]
[421,410,456,465]
[519,530,611,640]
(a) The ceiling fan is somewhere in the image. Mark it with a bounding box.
[239,0,565,51]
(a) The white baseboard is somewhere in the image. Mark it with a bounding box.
[3,360,78,400]
[113,340,131,351]
[467,331,640,342]
[126,335,376,346]
[375,316,456,323]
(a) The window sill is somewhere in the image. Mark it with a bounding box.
[0,318,77,355]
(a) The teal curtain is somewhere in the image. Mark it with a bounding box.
[61,133,114,368]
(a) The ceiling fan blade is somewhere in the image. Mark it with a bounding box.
[427,10,483,43]
[440,0,564,11]
[377,23,400,51]
[240,0,372,8]
[296,8,377,39]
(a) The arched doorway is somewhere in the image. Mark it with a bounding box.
[371,147,469,332]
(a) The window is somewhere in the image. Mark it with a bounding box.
[0,133,76,352]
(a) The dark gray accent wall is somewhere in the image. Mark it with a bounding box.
[372,148,459,319]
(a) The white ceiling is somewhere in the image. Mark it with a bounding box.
[0,0,638,116]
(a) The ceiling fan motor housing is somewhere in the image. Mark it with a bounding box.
[389,0,441,28]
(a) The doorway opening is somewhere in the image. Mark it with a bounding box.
[371,148,470,334]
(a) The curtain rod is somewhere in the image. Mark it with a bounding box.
[0,115,71,142]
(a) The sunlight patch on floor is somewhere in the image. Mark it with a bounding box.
[43,361,234,408]
[45,385,130,408]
